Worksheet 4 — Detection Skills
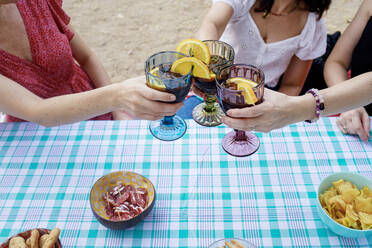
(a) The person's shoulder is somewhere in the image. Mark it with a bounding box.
[213,0,253,20]
[213,0,253,6]
[301,12,325,36]
[296,11,326,58]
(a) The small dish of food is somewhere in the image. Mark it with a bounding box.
[208,238,256,248]
[0,227,61,248]
[317,171,372,238]
[90,171,156,230]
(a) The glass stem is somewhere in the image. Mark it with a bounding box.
[162,115,174,126]
[234,129,247,141]
[204,94,216,113]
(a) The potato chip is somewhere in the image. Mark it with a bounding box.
[333,179,351,191]
[361,186,372,199]
[319,187,337,214]
[354,196,372,214]
[359,212,372,230]
[342,188,360,204]
[329,195,346,214]
[319,179,372,230]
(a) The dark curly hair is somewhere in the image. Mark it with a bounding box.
[254,0,331,20]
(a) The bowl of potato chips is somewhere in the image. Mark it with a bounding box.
[317,172,372,238]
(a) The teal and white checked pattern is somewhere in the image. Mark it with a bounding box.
[0,118,371,248]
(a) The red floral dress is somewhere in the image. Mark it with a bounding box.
[0,0,112,122]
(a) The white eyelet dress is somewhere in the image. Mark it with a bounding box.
[213,0,327,89]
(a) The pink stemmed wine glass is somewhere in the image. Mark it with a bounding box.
[216,64,265,157]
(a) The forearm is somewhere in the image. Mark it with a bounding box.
[324,60,349,87]
[291,72,372,121]
[196,3,232,41]
[30,85,118,126]
[79,53,133,120]
[321,72,372,115]
[196,20,221,40]
[80,53,112,87]
[1,76,119,127]
[323,1,369,87]
[280,57,311,96]
[68,26,112,88]
[278,83,303,96]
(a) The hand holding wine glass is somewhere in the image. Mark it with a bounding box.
[114,75,183,120]
[216,64,265,157]
[145,51,192,141]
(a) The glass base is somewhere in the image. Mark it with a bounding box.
[222,131,260,157]
[149,115,187,141]
[192,102,224,127]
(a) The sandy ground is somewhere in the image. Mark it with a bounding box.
[65,0,362,82]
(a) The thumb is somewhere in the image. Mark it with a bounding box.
[361,112,371,141]
[227,102,267,118]
[142,86,176,102]
[352,113,369,142]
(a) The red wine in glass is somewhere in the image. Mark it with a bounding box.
[216,64,265,157]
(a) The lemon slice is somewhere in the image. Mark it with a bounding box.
[148,67,166,91]
[211,73,216,80]
[176,38,210,65]
[150,67,160,76]
[227,77,258,88]
[171,57,211,79]
[228,77,258,105]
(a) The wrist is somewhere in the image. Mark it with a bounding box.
[290,94,317,123]
[304,89,325,123]
[94,80,113,88]
[105,83,124,111]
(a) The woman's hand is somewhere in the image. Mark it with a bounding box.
[115,76,184,120]
[112,110,132,120]
[222,89,307,132]
[336,107,370,141]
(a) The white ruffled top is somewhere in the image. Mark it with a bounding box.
[213,0,327,88]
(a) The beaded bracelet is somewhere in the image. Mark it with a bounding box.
[305,88,324,123]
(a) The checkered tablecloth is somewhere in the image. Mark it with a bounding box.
[0,118,371,248]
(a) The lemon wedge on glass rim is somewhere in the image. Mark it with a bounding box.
[228,77,258,105]
[148,67,166,91]
[176,38,210,65]
[170,57,211,80]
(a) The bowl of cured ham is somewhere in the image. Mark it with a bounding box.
[90,171,156,230]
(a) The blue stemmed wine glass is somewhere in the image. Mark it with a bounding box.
[145,51,192,141]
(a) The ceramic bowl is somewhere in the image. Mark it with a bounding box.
[0,228,62,248]
[90,171,156,230]
[208,238,256,248]
[316,171,372,238]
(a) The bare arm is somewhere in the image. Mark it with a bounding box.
[0,75,182,127]
[68,24,111,88]
[324,0,371,85]
[320,72,372,116]
[196,2,233,40]
[278,56,312,96]
[323,0,372,141]
[0,74,115,126]
[223,72,372,132]
[68,24,134,120]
